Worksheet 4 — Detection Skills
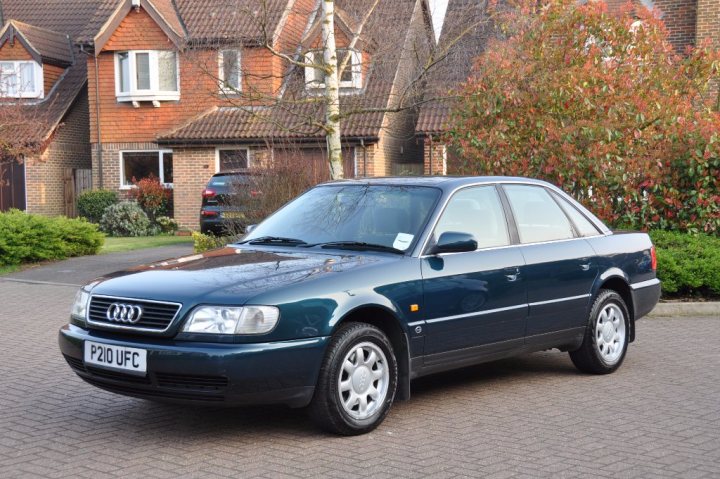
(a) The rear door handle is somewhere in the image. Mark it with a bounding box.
[580,262,591,271]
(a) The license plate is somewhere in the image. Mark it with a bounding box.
[84,341,147,375]
[222,211,244,219]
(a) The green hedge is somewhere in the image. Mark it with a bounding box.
[650,231,720,298]
[192,231,233,253]
[0,210,105,266]
[76,189,119,224]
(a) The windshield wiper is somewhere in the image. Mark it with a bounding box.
[240,236,307,246]
[303,241,405,255]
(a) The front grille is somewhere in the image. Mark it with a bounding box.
[156,373,229,391]
[87,295,181,332]
[86,367,151,384]
[82,377,226,402]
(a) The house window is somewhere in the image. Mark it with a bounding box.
[219,50,241,93]
[115,51,179,102]
[216,148,249,172]
[0,61,43,98]
[120,151,173,188]
[305,48,362,89]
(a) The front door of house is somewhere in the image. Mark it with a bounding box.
[0,159,26,212]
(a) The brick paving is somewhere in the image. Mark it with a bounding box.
[1,279,718,478]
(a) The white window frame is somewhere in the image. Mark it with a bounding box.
[0,60,43,99]
[218,49,242,94]
[305,49,362,90]
[119,150,174,189]
[114,51,180,102]
[215,147,251,173]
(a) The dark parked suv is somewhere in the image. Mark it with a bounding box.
[199,172,252,235]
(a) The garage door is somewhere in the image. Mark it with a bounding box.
[0,160,26,212]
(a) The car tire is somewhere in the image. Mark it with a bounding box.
[570,289,630,375]
[309,322,398,435]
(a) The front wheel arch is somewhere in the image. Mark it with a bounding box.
[331,306,411,401]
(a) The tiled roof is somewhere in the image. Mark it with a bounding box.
[79,0,292,46]
[5,20,73,65]
[149,0,185,37]
[159,0,421,144]
[0,0,107,142]
[76,0,125,45]
[1,0,109,42]
[175,0,289,45]
[416,0,494,135]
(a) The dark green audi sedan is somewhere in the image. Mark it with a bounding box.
[59,177,660,435]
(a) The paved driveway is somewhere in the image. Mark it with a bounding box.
[0,272,718,477]
[3,244,194,286]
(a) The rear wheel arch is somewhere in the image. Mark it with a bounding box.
[597,276,635,342]
[332,306,411,401]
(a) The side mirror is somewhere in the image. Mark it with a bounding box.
[430,232,478,255]
[245,224,258,234]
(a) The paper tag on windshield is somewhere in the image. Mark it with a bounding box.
[393,233,414,251]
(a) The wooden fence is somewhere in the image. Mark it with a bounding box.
[63,168,92,218]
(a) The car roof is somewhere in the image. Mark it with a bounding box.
[319,176,555,192]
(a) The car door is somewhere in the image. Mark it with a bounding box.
[421,185,527,359]
[500,184,598,340]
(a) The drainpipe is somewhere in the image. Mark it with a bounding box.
[81,45,103,188]
[428,135,433,175]
[360,138,367,177]
[93,53,103,188]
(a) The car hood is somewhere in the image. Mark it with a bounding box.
[88,246,400,305]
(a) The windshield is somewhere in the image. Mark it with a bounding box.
[242,184,441,252]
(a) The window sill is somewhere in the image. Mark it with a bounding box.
[0,93,44,100]
[117,93,180,102]
[120,184,174,190]
[219,88,242,96]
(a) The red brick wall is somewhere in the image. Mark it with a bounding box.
[604,0,698,53]
[656,0,698,53]
[43,63,65,94]
[88,6,296,145]
[0,40,32,60]
[422,137,446,176]
[172,148,216,230]
[696,0,720,46]
[25,88,92,216]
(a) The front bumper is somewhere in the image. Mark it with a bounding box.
[59,324,329,408]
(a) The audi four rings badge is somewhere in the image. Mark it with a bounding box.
[106,303,143,323]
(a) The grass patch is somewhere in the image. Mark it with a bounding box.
[0,264,21,276]
[101,235,193,254]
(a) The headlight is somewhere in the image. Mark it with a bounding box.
[70,289,90,320]
[183,306,280,335]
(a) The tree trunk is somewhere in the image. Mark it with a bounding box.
[322,0,344,179]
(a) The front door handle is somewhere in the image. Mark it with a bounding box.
[504,267,521,282]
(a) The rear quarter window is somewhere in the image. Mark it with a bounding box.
[503,185,575,244]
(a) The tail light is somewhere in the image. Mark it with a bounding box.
[202,189,216,198]
[201,210,218,217]
[650,246,657,271]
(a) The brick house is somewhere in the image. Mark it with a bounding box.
[416,0,720,176]
[0,0,107,215]
[80,0,434,230]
